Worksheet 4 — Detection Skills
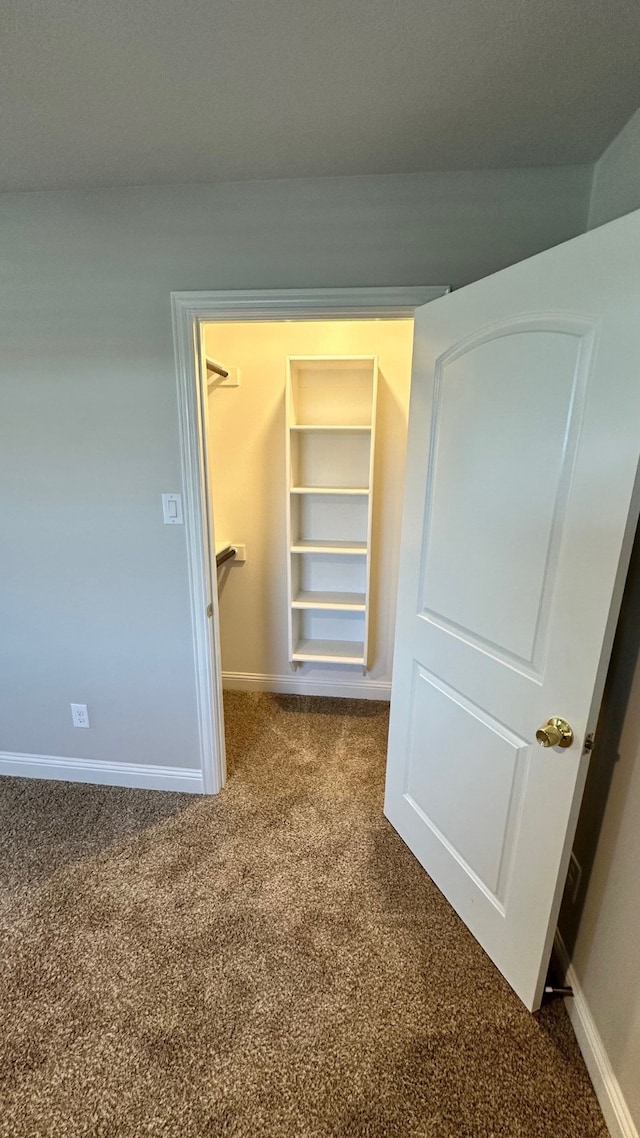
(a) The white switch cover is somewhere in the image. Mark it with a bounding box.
[71,703,90,728]
[162,493,184,525]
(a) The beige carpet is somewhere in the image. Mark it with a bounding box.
[0,693,606,1137]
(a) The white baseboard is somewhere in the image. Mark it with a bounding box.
[0,752,203,794]
[555,932,638,1138]
[222,670,391,701]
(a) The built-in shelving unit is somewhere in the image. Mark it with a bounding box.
[285,356,378,667]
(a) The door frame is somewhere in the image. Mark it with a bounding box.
[170,286,449,794]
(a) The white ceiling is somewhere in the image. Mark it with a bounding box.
[2,0,639,192]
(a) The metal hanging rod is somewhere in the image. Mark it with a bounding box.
[216,546,236,568]
[206,357,229,380]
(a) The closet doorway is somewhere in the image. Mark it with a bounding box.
[171,289,447,792]
[206,319,412,723]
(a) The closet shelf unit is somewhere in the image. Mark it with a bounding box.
[285,356,378,667]
[290,486,369,495]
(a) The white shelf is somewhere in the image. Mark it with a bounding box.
[290,540,367,555]
[288,356,376,427]
[292,638,366,664]
[290,486,369,496]
[290,424,372,432]
[286,355,378,669]
[292,590,366,611]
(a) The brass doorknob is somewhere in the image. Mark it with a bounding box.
[536,717,574,749]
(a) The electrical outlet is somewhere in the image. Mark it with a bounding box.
[71,703,90,729]
[566,851,582,903]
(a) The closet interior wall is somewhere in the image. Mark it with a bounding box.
[204,319,414,699]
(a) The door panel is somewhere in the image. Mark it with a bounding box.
[419,320,592,669]
[385,210,640,1010]
[405,665,528,904]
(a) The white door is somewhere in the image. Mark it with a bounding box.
[385,210,640,1011]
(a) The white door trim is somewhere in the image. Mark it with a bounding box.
[170,286,449,794]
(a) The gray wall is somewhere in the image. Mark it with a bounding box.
[561,536,640,1125]
[588,104,640,228]
[0,167,590,772]
[557,109,640,1128]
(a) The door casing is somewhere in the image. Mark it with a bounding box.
[170,287,449,793]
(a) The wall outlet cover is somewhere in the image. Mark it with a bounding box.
[71,703,90,728]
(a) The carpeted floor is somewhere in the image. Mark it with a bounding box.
[0,692,606,1137]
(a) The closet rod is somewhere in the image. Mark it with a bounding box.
[216,546,236,568]
[206,357,229,379]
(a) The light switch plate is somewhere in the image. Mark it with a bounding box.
[162,493,183,525]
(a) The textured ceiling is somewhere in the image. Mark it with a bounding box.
[1,0,640,192]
